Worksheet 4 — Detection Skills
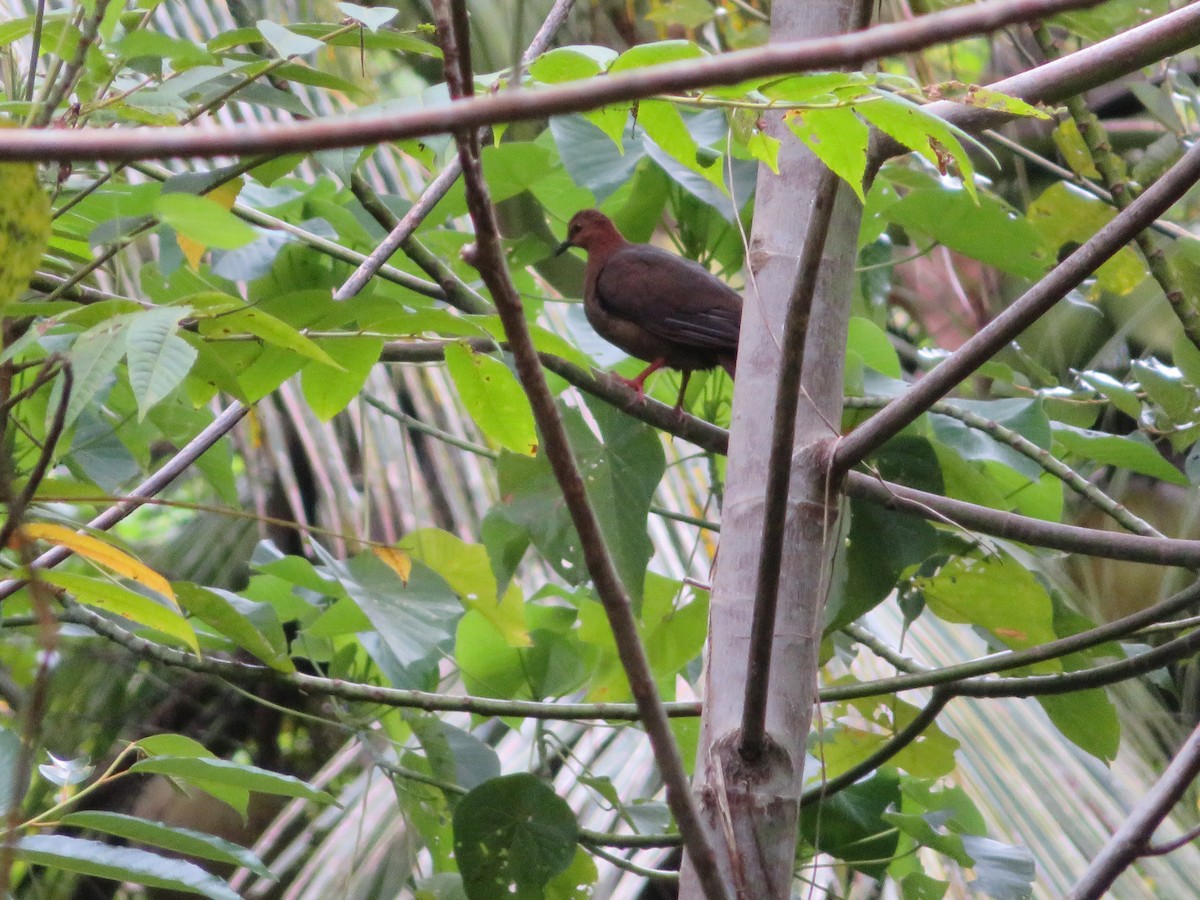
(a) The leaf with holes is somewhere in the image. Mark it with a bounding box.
[453,774,578,899]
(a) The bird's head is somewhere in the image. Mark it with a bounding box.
[555,209,624,257]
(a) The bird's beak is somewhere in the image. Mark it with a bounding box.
[554,239,573,257]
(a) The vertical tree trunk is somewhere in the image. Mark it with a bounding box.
[679,0,866,895]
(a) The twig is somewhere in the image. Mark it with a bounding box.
[1033,23,1200,349]
[376,338,1200,569]
[27,0,111,128]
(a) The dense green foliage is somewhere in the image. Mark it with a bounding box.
[2,0,1200,897]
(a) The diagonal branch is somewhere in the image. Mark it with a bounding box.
[430,2,727,895]
[833,139,1200,474]
[0,402,249,604]
[1067,719,1200,898]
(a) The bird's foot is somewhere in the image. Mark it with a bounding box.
[614,374,650,402]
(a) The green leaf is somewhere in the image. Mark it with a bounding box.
[884,187,1049,279]
[828,498,937,632]
[1027,182,1145,295]
[916,554,1057,652]
[529,47,613,84]
[494,400,663,605]
[959,834,1037,899]
[155,194,257,250]
[455,610,526,699]
[43,571,199,655]
[1077,370,1141,418]
[174,583,296,672]
[453,774,578,899]
[929,398,1051,482]
[444,343,538,456]
[481,143,555,202]
[858,93,977,200]
[1038,687,1120,762]
[0,161,51,306]
[199,307,341,368]
[63,317,130,428]
[608,39,706,73]
[14,835,240,900]
[847,316,902,378]
[128,756,334,804]
[1052,423,1188,485]
[636,100,725,191]
[799,770,900,881]
[256,19,324,57]
[784,106,869,201]
[115,31,218,66]
[300,336,382,420]
[59,812,274,880]
[1051,119,1101,178]
[400,527,530,647]
[126,307,198,420]
[331,550,462,667]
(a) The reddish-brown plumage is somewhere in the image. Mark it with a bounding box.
[555,209,742,410]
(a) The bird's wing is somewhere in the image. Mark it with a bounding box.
[594,245,741,351]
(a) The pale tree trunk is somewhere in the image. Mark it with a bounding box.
[679,0,866,895]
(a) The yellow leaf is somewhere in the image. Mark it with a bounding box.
[0,159,51,306]
[176,177,244,270]
[22,523,178,608]
[372,546,412,584]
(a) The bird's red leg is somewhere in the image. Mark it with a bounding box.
[616,359,666,400]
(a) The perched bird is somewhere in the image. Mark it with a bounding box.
[555,209,742,412]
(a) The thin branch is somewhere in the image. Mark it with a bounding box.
[345,172,491,313]
[1143,821,1200,858]
[844,472,1200,568]
[982,129,1194,241]
[842,622,927,674]
[0,403,249,603]
[799,689,950,806]
[1067,720,1200,898]
[0,0,1114,162]
[0,360,70,552]
[844,395,1160,537]
[49,598,701,720]
[833,139,1200,474]
[27,0,110,128]
[129,161,445,301]
[433,2,726,891]
[741,165,841,760]
[821,574,1200,702]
